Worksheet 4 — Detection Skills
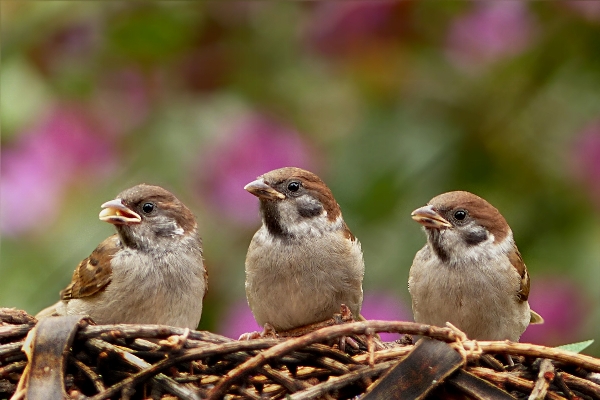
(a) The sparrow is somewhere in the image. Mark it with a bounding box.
[408,191,543,342]
[36,184,207,329]
[244,167,364,332]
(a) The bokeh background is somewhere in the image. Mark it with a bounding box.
[2,1,600,353]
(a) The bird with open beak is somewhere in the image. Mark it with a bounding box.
[36,184,207,329]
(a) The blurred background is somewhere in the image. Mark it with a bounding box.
[2,1,600,353]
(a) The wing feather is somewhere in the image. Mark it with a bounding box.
[60,235,118,300]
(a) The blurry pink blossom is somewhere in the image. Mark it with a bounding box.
[446,2,537,71]
[520,277,589,346]
[217,298,262,339]
[195,114,316,225]
[360,292,413,342]
[571,119,600,207]
[562,1,600,22]
[217,291,411,342]
[307,1,410,58]
[1,106,116,236]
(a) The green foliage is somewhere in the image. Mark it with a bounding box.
[557,340,594,354]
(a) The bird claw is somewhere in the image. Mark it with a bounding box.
[238,323,278,340]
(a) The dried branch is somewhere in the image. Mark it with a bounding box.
[0,325,31,341]
[3,309,600,400]
[206,320,457,400]
[85,338,200,400]
[476,341,600,372]
[289,361,396,400]
[529,359,555,400]
[470,367,566,400]
[561,371,600,398]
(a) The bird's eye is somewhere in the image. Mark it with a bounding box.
[142,202,155,214]
[454,210,467,220]
[287,181,300,192]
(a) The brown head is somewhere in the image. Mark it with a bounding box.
[99,184,198,249]
[412,191,512,262]
[245,167,346,238]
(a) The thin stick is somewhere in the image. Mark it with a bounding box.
[470,367,566,400]
[206,321,454,400]
[529,359,554,400]
[69,355,105,393]
[476,341,600,373]
[561,372,600,398]
[85,338,200,400]
[79,324,233,344]
[288,361,396,400]
[0,361,26,378]
[552,370,576,400]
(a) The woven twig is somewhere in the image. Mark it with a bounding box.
[1,308,599,399]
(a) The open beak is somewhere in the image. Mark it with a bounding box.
[99,199,141,225]
[244,178,286,200]
[411,205,452,229]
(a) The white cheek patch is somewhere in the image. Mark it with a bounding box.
[442,229,512,268]
[272,195,345,238]
[172,226,185,236]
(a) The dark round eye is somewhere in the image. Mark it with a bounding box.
[287,181,300,192]
[454,210,467,220]
[142,202,155,214]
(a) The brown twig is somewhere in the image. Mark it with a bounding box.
[0,361,26,378]
[85,339,278,400]
[0,325,31,341]
[206,320,457,400]
[552,370,577,400]
[0,308,37,326]
[78,324,232,344]
[470,367,566,400]
[529,359,555,400]
[561,371,600,398]
[69,355,105,393]
[259,364,310,392]
[0,342,24,359]
[4,312,600,400]
[85,338,200,400]
[288,361,396,400]
[475,341,600,373]
[352,345,412,364]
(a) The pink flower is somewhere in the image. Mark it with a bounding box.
[194,113,317,225]
[446,2,537,71]
[520,277,590,346]
[360,292,413,342]
[571,119,600,207]
[1,106,116,236]
[217,298,262,339]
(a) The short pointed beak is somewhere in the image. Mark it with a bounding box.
[99,199,141,225]
[411,205,452,229]
[244,178,286,200]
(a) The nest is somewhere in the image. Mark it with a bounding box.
[2,308,600,400]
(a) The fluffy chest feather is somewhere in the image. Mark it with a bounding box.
[409,237,530,341]
[66,238,206,328]
[245,225,364,331]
